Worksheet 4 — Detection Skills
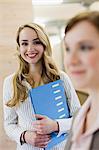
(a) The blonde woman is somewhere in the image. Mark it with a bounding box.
[64,11,99,150]
[3,23,80,150]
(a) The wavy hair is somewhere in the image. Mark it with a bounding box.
[7,23,60,107]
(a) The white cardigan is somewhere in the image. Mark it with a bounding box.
[3,71,81,150]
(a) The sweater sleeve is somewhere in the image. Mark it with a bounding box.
[3,74,25,145]
[56,71,81,136]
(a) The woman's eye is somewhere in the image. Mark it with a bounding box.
[65,47,70,52]
[33,40,42,45]
[21,42,28,46]
[80,45,93,51]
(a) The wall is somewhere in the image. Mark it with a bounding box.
[0,0,33,149]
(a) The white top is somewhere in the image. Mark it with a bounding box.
[3,71,81,150]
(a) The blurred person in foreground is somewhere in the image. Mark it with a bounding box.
[64,11,99,150]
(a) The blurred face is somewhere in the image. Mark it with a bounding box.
[64,21,99,90]
[19,27,44,65]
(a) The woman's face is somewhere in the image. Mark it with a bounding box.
[19,27,44,65]
[64,21,99,90]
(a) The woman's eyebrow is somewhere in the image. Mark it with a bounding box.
[32,38,39,41]
[21,40,28,42]
[78,40,93,44]
[20,38,39,42]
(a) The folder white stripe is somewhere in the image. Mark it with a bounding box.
[59,114,66,118]
[52,83,60,88]
[55,96,62,100]
[58,108,64,112]
[53,89,61,94]
[56,102,63,106]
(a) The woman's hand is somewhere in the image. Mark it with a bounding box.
[32,114,59,134]
[25,130,51,148]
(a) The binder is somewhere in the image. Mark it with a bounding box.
[29,79,70,149]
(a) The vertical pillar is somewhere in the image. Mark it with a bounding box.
[0,0,33,149]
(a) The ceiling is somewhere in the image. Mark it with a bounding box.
[62,0,98,6]
[32,0,99,37]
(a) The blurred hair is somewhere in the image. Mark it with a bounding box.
[65,11,99,35]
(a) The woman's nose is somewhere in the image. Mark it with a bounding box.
[69,51,79,65]
[28,43,34,51]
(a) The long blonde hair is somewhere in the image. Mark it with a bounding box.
[7,23,60,107]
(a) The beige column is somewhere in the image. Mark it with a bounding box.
[0,0,33,149]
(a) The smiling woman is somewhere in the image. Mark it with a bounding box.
[3,23,80,150]
[19,27,44,65]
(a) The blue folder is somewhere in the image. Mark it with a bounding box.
[29,79,70,149]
